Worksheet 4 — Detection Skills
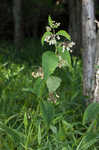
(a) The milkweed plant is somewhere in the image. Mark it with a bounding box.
[32,16,75,103]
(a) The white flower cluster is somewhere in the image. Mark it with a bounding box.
[58,55,66,68]
[50,20,61,28]
[53,21,60,27]
[32,67,44,79]
[48,92,59,104]
[44,34,60,46]
[62,41,75,53]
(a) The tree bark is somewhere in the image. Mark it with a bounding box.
[82,0,96,101]
[13,0,23,49]
[94,21,99,101]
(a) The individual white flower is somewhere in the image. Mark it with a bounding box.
[32,72,37,78]
[56,22,61,27]
[70,49,73,53]
[49,38,56,45]
[53,21,55,24]
[58,55,62,61]
[67,47,70,51]
[52,39,57,45]
[49,40,52,45]
[44,35,51,42]
[36,72,39,77]
[62,45,65,53]
[56,1,60,5]
[56,35,60,40]
[72,41,75,46]
[56,94,59,98]
[68,42,75,48]
[47,36,51,40]
[46,26,51,32]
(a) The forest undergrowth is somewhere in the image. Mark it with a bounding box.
[0,37,99,150]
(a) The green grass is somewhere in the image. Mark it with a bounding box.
[0,39,99,150]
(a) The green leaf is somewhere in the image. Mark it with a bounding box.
[46,76,61,93]
[58,123,65,141]
[56,30,71,41]
[50,125,57,134]
[40,101,55,126]
[62,145,72,150]
[24,112,28,129]
[63,50,71,67]
[83,102,99,125]
[95,65,99,69]
[58,46,72,67]
[22,88,33,93]
[62,147,67,150]
[87,120,97,133]
[38,122,41,145]
[48,16,53,28]
[42,51,59,80]
[0,121,25,143]
[76,132,99,150]
[33,78,46,98]
[62,120,73,129]
[41,31,52,46]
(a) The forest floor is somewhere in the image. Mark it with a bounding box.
[0,39,98,150]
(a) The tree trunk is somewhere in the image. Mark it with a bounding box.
[82,0,96,102]
[68,0,82,56]
[13,0,23,49]
[94,21,99,101]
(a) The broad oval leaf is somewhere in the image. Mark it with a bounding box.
[32,78,46,98]
[83,102,99,125]
[56,30,71,41]
[46,76,61,93]
[42,51,59,80]
[41,31,52,46]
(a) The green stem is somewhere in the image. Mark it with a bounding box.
[55,44,58,55]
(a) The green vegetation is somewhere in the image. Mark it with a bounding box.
[0,17,99,150]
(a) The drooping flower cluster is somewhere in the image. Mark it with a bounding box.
[32,67,44,79]
[44,34,60,46]
[47,92,59,104]
[58,55,66,68]
[44,18,61,46]
[49,20,61,29]
[61,41,75,53]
